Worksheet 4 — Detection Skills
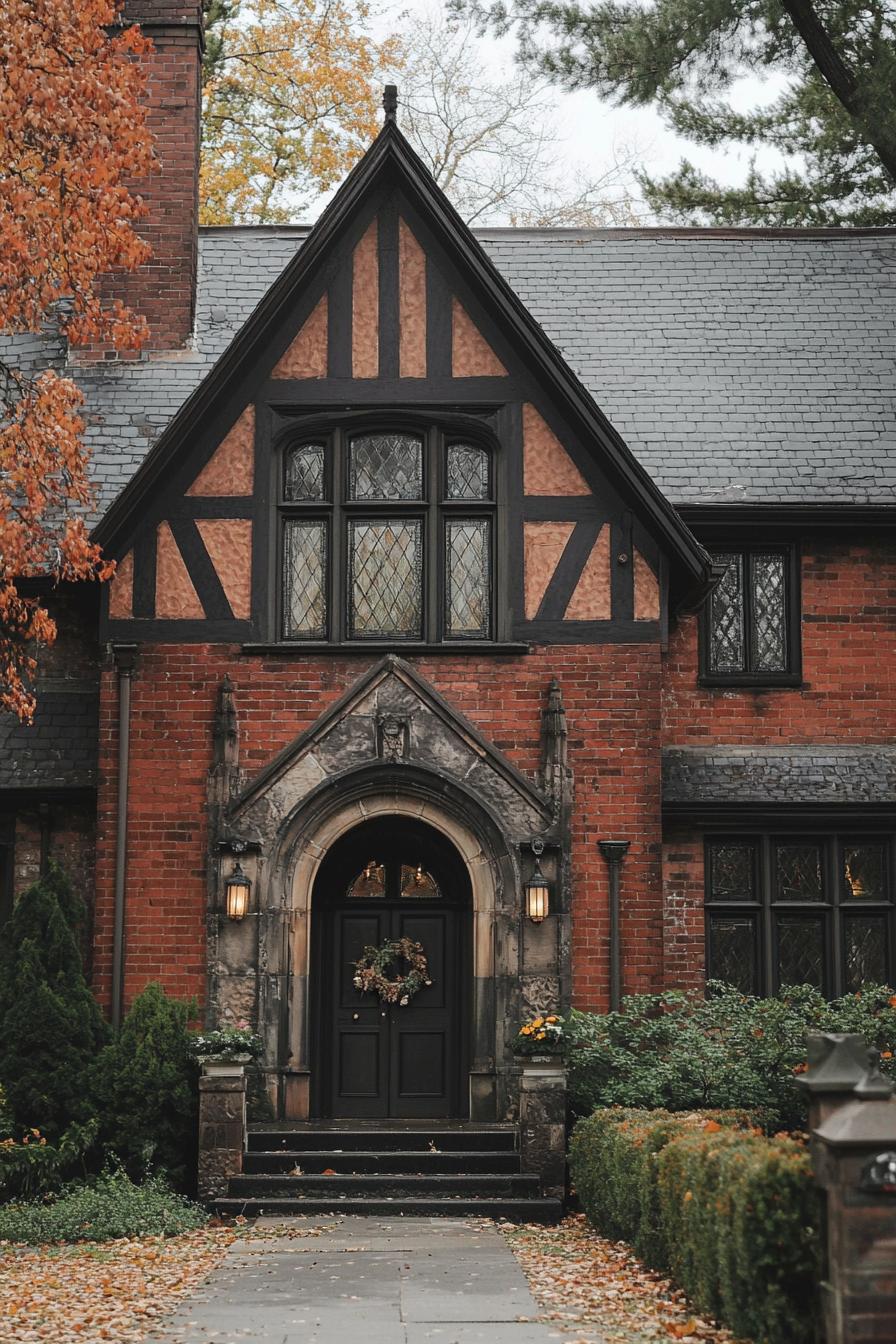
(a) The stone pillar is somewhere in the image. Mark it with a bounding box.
[799,1032,896,1344]
[197,1064,247,1202]
[518,1059,567,1200]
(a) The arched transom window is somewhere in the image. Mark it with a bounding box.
[280,426,494,643]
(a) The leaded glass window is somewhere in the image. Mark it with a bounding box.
[704,547,796,681]
[285,443,325,501]
[279,425,495,644]
[282,519,327,639]
[706,833,894,997]
[447,444,489,500]
[349,520,423,639]
[349,433,423,500]
[446,519,491,638]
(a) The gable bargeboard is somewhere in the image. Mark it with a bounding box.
[100,129,692,647]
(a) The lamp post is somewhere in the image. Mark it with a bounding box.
[598,840,630,1011]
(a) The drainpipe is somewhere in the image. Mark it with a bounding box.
[598,840,630,1013]
[111,644,137,1030]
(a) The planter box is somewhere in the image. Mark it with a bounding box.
[201,1056,250,1078]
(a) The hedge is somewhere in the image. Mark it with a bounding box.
[569,1108,823,1344]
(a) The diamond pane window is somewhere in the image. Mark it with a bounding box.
[705,547,795,680]
[447,444,489,500]
[844,915,888,990]
[708,915,758,994]
[709,553,745,672]
[349,433,423,500]
[775,843,823,902]
[285,443,325,501]
[776,916,824,990]
[446,519,490,638]
[707,841,756,902]
[750,553,787,671]
[282,520,327,639]
[843,843,888,901]
[349,520,423,638]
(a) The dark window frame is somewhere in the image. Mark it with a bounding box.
[275,415,500,647]
[705,830,895,997]
[699,543,802,688]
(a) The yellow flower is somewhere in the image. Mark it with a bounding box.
[546,1016,559,1024]
[520,1025,533,1036]
[536,1031,546,1040]
[532,1017,544,1029]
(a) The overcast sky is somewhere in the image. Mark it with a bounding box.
[375,0,794,222]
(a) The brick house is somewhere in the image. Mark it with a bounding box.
[3,0,895,1124]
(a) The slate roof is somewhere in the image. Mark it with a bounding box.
[69,225,896,524]
[663,746,896,806]
[0,691,98,790]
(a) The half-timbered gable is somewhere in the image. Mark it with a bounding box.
[97,122,706,654]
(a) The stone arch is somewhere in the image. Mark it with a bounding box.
[257,766,520,1120]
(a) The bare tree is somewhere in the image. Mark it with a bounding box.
[392,10,644,225]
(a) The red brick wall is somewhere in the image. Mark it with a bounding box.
[663,537,896,744]
[94,644,664,1014]
[661,831,704,993]
[659,536,896,993]
[96,0,202,351]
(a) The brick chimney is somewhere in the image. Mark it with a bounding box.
[109,0,204,351]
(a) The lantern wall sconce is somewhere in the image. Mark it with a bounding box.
[525,838,551,923]
[224,859,252,921]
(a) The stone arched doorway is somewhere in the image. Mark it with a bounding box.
[209,657,569,1123]
[309,814,472,1119]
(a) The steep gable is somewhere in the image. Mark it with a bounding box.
[97,119,709,643]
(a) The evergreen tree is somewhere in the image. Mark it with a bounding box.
[456,0,896,225]
[0,864,108,1140]
[91,983,197,1190]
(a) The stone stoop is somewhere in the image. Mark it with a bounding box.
[212,1123,563,1221]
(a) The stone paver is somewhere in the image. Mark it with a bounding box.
[146,1216,605,1344]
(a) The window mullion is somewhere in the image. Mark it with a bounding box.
[743,550,755,675]
[426,428,440,642]
[829,835,844,996]
[332,429,345,641]
[760,834,775,995]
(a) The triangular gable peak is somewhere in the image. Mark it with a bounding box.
[228,656,553,842]
[99,121,709,643]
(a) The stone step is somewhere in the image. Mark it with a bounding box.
[228,1172,540,1198]
[246,1126,518,1153]
[244,1148,522,1174]
[213,1195,562,1221]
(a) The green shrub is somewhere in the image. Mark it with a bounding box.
[565,981,896,1128]
[658,1128,822,1344]
[91,983,197,1189]
[571,1107,822,1344]
[0,864,108,1141]
[569,1107,752,1270]
[0,1168,207,1244]
[0,1120,98,1201]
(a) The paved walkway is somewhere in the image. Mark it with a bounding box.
[147,1215,603,1344]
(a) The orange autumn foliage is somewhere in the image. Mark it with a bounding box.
[0,0,154,719]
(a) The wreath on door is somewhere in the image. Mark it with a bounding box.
[352,937,432,1006]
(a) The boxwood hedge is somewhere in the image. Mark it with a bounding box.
[569,1107,822,1344]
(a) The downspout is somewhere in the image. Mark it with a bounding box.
[111,644,137,1030]
[598,840,630,1013]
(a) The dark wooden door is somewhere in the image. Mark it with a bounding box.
[313,819,470,1119]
